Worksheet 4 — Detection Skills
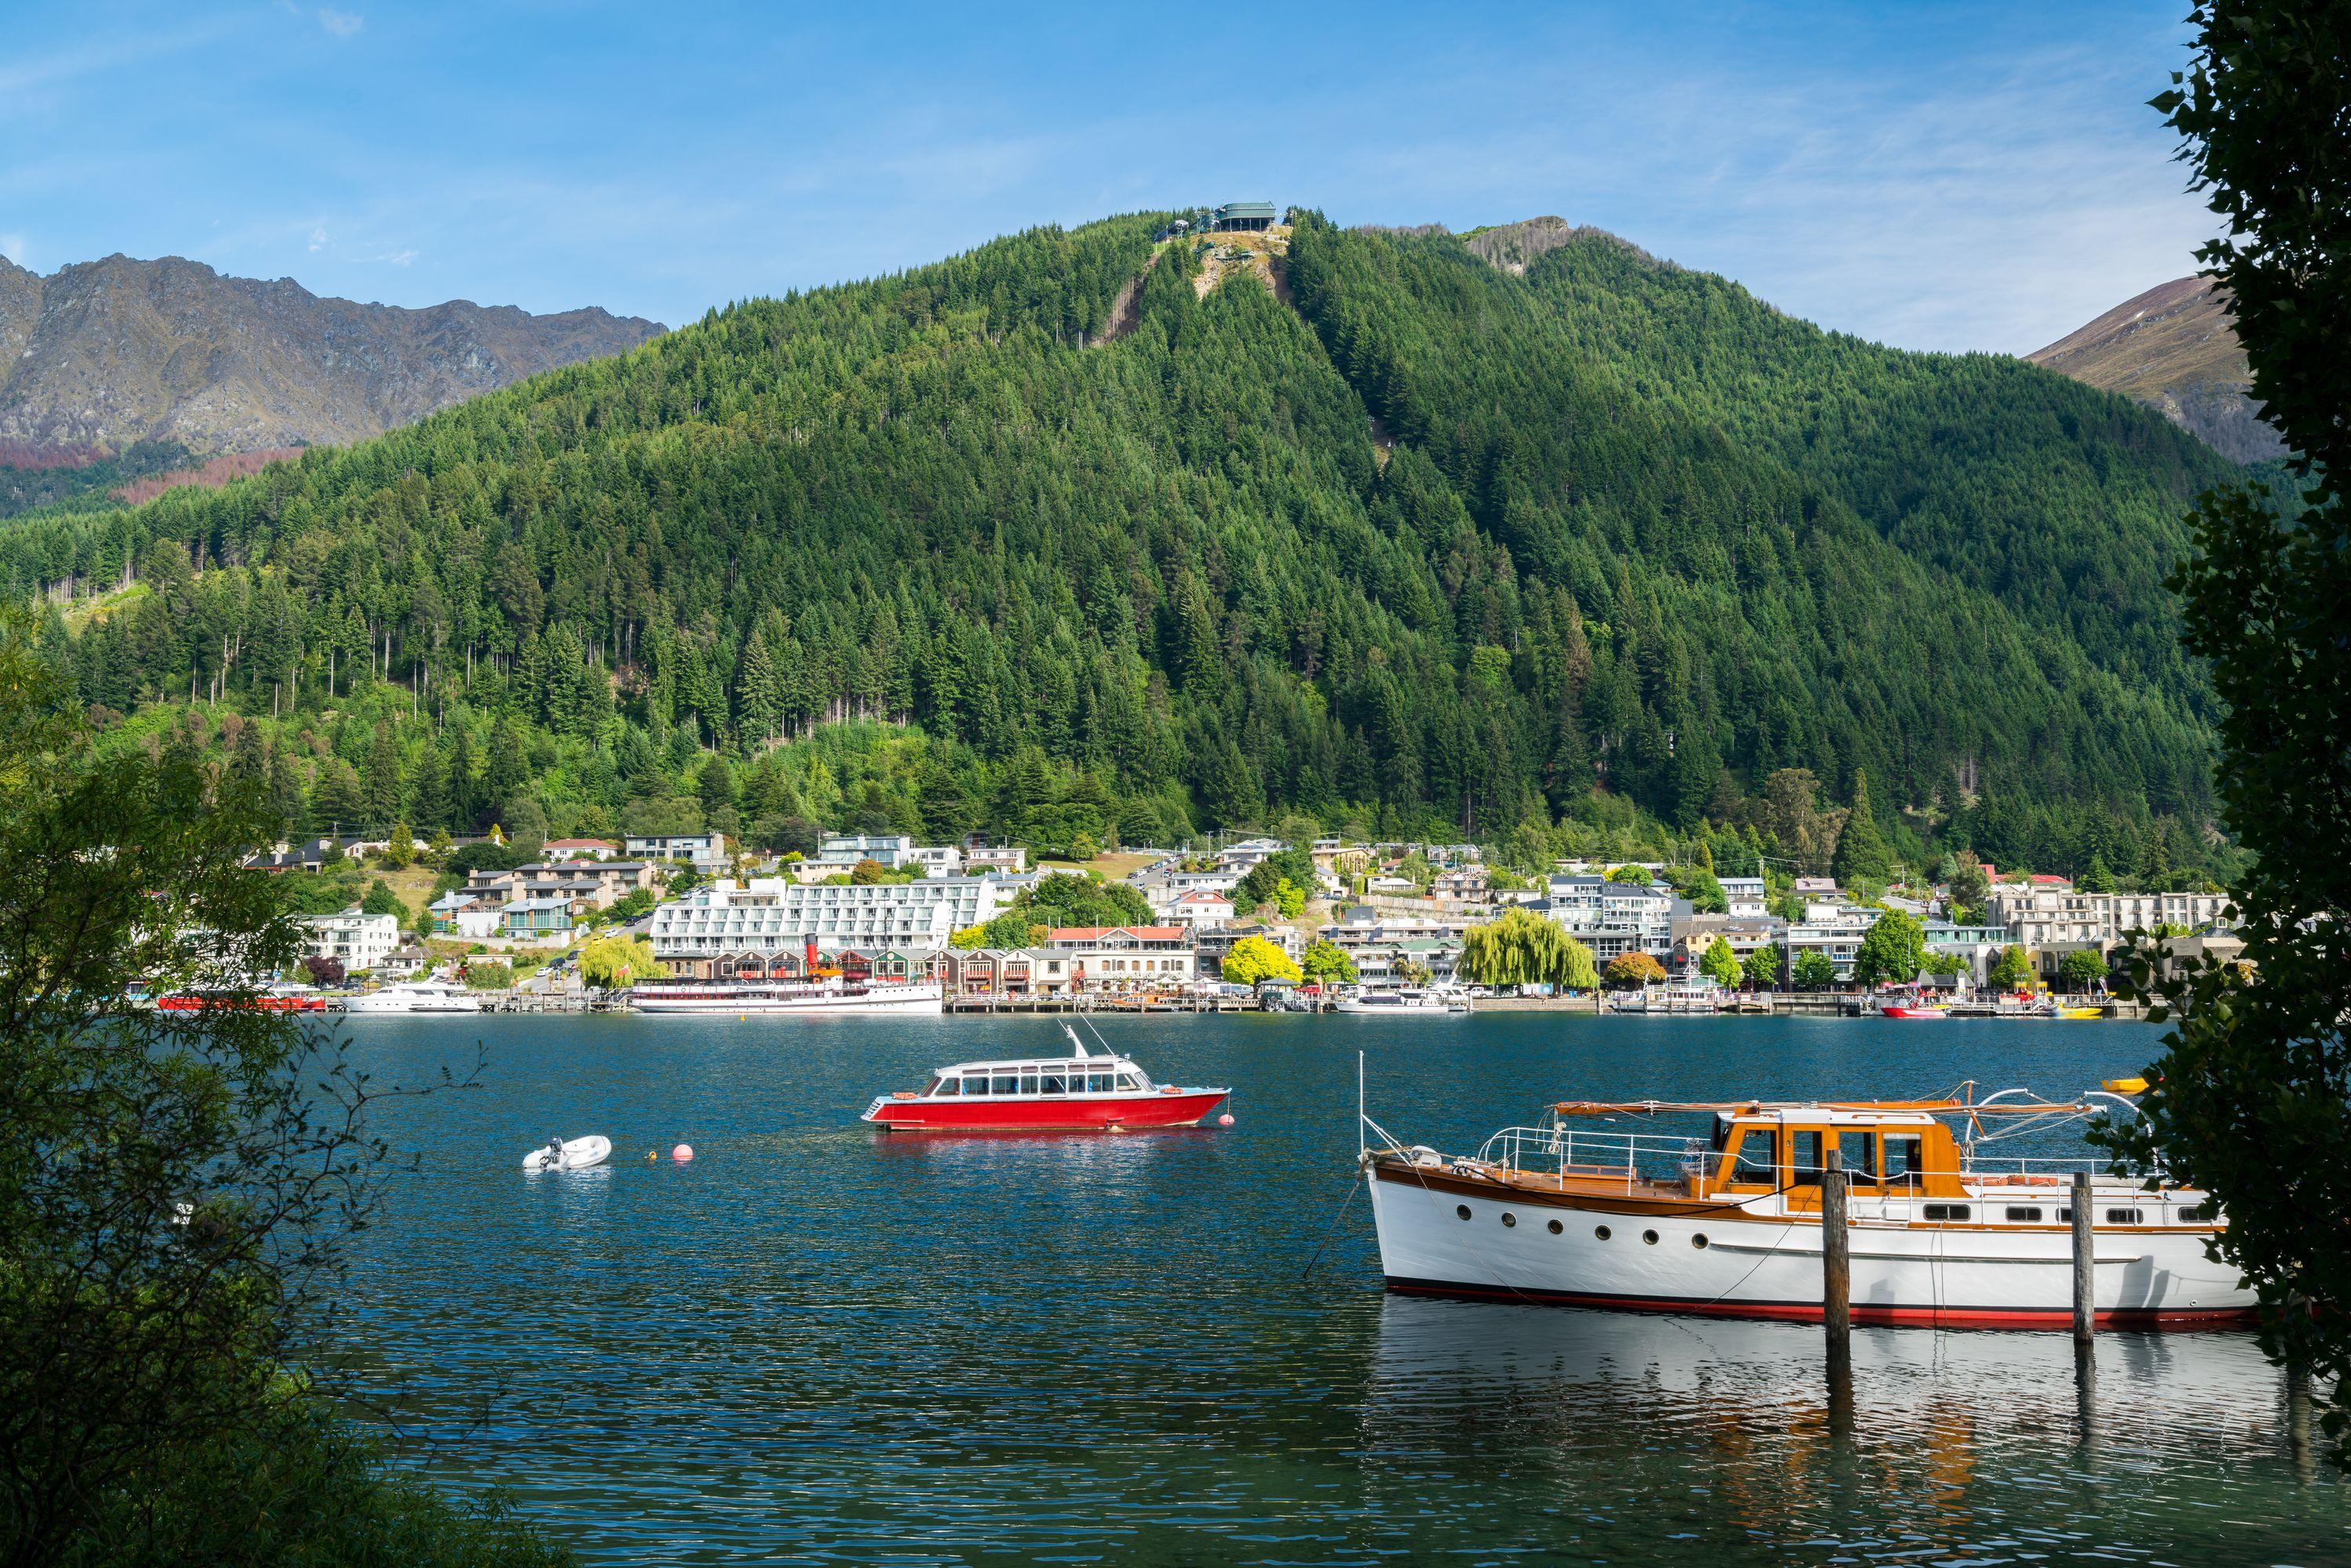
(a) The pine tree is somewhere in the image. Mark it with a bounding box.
[361,722,404,834]
[446,727,480,831]
[736,628,781,743]
[408,742,451,832]
[1831,768,1892,883]
[484,712,529,819]
[916,756,976,842]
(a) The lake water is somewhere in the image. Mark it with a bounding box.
[340,1012,2344,1565]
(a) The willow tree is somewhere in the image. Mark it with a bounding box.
[1461,908,1597,990]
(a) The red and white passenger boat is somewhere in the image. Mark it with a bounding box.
[1364,1085,2252,1329]
[861,1024,1230,1132]
[150,982,329,1014]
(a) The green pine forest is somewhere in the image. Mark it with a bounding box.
[0,212,2248,884]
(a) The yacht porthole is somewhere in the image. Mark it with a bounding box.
[1501,1212,1517,1228]
[1642,1229,1660,1245]
[1692,1233,1710,1249]
[1594,1225,1612,1240]
[1548,1219,1563,1235]
[1456,1204,1473,1221]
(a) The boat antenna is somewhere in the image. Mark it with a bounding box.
[1357,1050,1366,1158]
[1087,1010,1118,1056]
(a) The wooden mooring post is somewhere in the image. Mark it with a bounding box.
[1822,1148,1853,1433]
[2071,1169,2096,1344]
[1822,1149,1851,1343]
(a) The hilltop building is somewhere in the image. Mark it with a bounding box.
[1208,201,1278,233]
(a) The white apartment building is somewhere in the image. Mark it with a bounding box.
[1985,888,2233,947]
[1157,889,1236,928]
[904,845,963,878]
[1034,926,1197,991]
[301,907,400,972]
[810,833,917,871]
[1719,876,1768,919]
[648,874,1023,972]
[964,845,1027,875]
[1542,877,1677,961]
[1784,905,1883,981]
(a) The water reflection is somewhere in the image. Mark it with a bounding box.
[1366,1297,2338,1563]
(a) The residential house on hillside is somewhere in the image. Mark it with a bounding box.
[810,834,916,873]
[1673,916,1780,976]
[1158,889,1236,929]
[544,838,620,862]
[1924,922,2010,983]
[428,891,504,940]
[1783,905,1885,981]
[1719,876,1768,918]
[625,832,727,868]
[1430,869,1491,903]
[502,896,574,941]
[903,845,963,878]
[963,844,1027,875]
[1215,838,1285,874]
[245,836,375,874]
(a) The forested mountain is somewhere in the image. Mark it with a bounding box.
[2027,275,2285,464]
[0,213,2242,884]
[0,252,662,458]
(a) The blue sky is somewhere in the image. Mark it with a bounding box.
[2,2,2213,354]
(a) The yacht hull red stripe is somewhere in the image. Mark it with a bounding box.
[1382,1277,2258,1330]
[868,1090,1228,1132]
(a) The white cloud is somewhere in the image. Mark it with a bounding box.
[374,248,418,266]
[0,234,26,268]
[308,226,328,251]
[317,9,364,39]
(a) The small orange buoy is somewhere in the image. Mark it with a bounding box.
[672,1143,694,1162]
[1217,1114,1234,1127]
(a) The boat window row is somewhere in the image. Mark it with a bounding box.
[927,1071,1143,1097]
[1722,1127,1925,1186]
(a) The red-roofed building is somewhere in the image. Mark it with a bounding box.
[2028,874,2074,888]
[1036,925,1197,993]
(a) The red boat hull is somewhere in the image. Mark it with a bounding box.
[156,994,328,1013]
[867,1089,1229,1132]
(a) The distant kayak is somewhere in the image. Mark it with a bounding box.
[523,1135,611,1171]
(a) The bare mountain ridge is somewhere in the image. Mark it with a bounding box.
[2027,276,2284,464]
[0,252,664,458]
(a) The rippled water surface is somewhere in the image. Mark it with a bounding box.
[342,1012,2343,1564]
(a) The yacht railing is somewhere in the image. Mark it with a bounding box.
[1472,1124,1712,1193]
[1957,1150,2156,1182]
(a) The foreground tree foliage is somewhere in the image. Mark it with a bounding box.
[0,608,565,1563]
[0,204,2251,881]
[2105,1,2351,1458]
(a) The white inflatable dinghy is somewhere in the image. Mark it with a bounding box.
[522,1134,612,1172]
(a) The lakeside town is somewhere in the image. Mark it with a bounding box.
[247,822,2240,1015]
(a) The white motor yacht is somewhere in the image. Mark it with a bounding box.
[342,978,483,1015]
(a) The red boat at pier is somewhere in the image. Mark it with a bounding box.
[861,1025,1230,1133]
